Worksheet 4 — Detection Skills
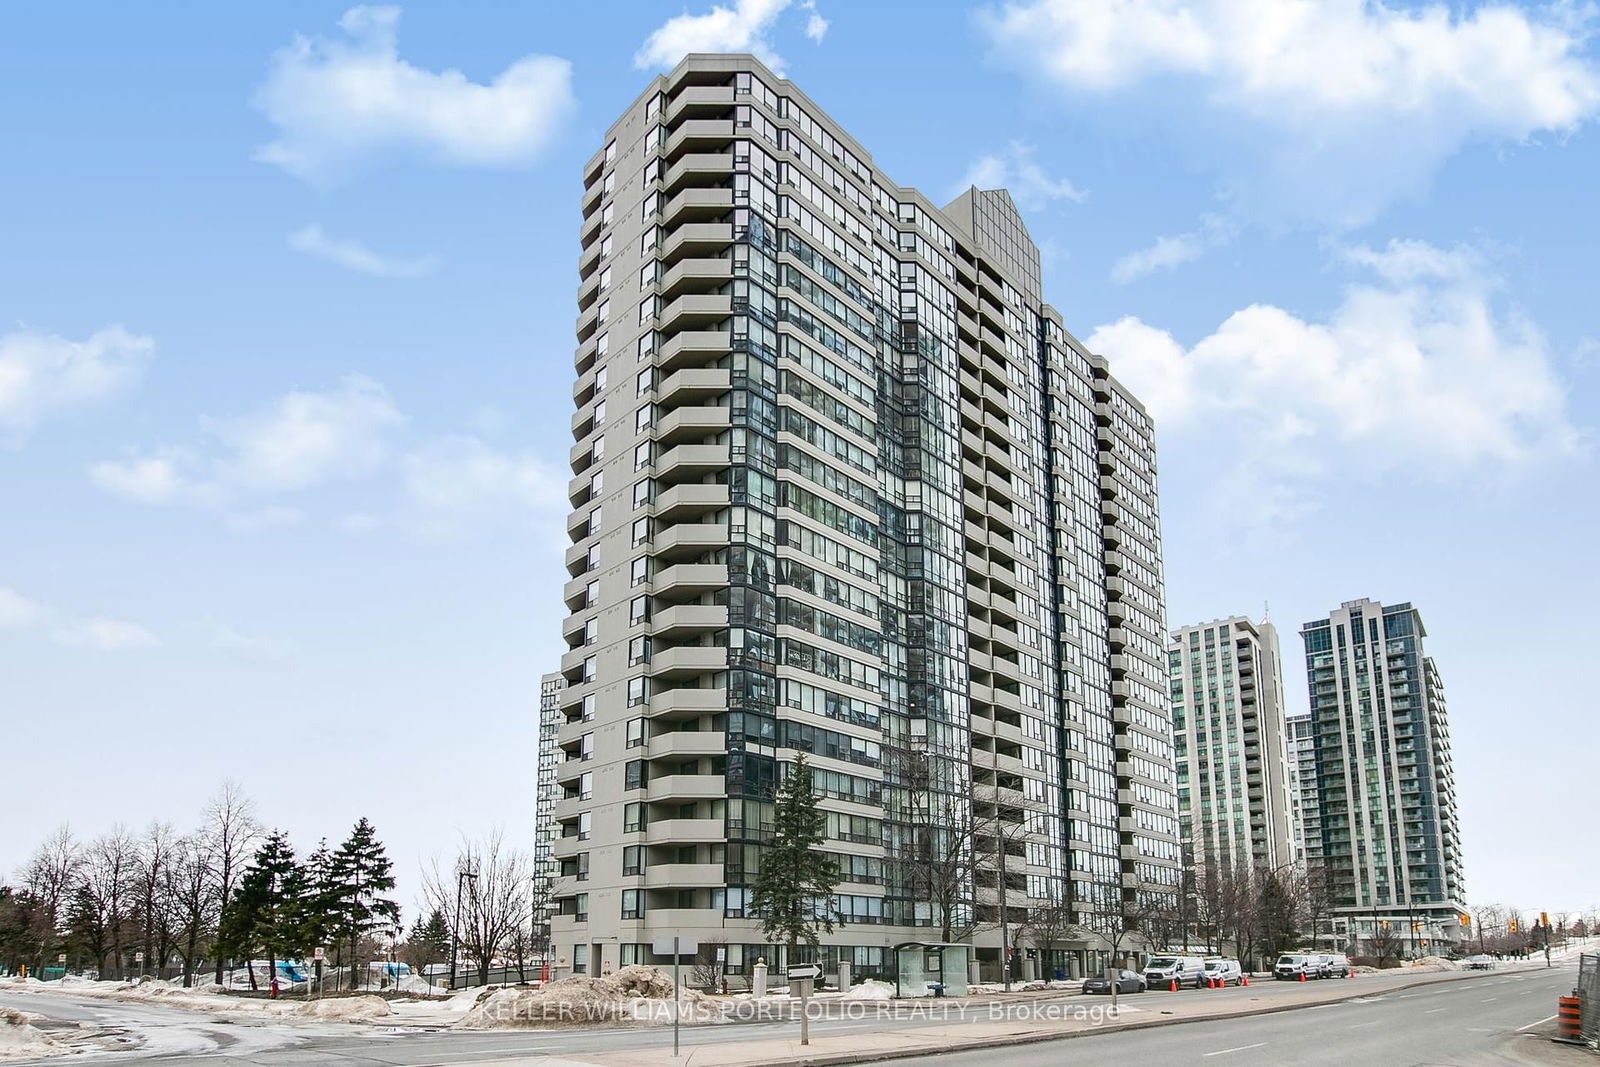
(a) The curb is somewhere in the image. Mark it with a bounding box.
[697,970,1523,1067]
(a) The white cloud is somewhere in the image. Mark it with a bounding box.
[89,451,207,506]
[801,1,830,42]
[0,326,152,447]
[207,621,293,665]
[957,141,1086,210]
[209,374,403,492]
[51,616,160,651]
[402,434,564,515]
[1088,239,1583,522]
[0,587,44,628]
[982,0,1600,225]
[288,225,438,277]
[254,6,575,183]
[636,0,795,72]
[1111,214,1236,283]
[226,506,308,533]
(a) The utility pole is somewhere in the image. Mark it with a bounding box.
[448,869,477,990]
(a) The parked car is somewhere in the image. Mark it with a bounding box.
[1082,969,1147,995]
[1203,958,1245,986]
[1315,952,1351,978]
[1461,955,1496,970]
[1144,954,1208,988]
[1274,953,1322,980]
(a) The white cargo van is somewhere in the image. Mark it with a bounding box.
[1144,954,1207,988]
[1203,957,1244,986]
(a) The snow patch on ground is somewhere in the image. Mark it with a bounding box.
[456,966,709,1030]
[291,996,390,1022]
[840,979,895,1002]
[1410,956,1461,973]
[0,1006,65,1061]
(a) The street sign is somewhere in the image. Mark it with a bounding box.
[786,964,822,981]
[313,947,325,961]
[134,952,144,962]
[57,954,66,963]
[652,937,698,957]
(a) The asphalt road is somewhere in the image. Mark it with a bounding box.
[899,964,1582,1066]
[0,964,1579,1066]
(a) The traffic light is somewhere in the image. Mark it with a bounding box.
[1541,912,1549,929]
[1509,919,1519,933]
[1459,914,1471,928]
[1380,920,1389,930]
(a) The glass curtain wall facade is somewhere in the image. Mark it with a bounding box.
[1300,600,1466,950]
[546,54,1177,983]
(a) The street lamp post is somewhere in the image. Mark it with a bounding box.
[448,869,479,991]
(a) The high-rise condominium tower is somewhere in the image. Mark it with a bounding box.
[1284,712,1315,866]
[547,54,1177,983]
[1300,600,1466,951]
[1168,617,1295,875]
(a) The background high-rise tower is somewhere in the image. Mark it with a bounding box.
[1168,617,1296,877]
[545,54,1177,984]
[1300,599,1466,953]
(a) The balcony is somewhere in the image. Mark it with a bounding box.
[652,604,728,637]
[662,223,734,263]
[653,563,728,596]
[647,687,728,719]
[663,152,734,193]
[656,405,731,444]
[646,818,725,844]
[645,862,725,888]
[649,645,726,678]
[654,482,730,519]
[663,187,733,226]
[664,119,735,157]
[653,522,729,561]
[661,257,733,297]
[657,329,731,371]
[665,84,735,121]
[656,443,730,483]
[647,730,728,760]
[659,366,731,404]
[647,774,727,802]
[660,293,732,331]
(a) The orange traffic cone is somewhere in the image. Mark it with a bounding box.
[1241,975,1249,986]
[1347,970,1354,979]
[1298,972,1306,982]
[1169,979,1178,991]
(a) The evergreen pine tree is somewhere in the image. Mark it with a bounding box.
[228,831,297,990]
[294,840,339,963]
[329,819,400,988]
[403,908,451,974]
[749,755,842,961]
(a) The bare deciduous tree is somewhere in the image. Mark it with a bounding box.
[171,834,219,987]
[421,828,533,987]
[691,935,729,989]
[203,781,261,985]
[20,825,81,964]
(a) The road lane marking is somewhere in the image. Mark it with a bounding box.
[1204,1043,1267,1057]
[1424,1008,1446,1014]
[1397,993,1419,998]
[1516,1014,1558,1032]
[1481,998,1497,1002]
[1348,1021,1380,1029]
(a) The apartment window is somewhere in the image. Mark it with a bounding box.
[578,772,593,801]
[635,404,656,433]
[575,893,589,922]
[639,261,660,288]
[627,676,650,707]
[573,945,589,974]
[640,227,662,254]
[593,399,607,425]
[580,733,594,761]
[632,517,652,546]
[636,368,656,397]
[637,332,657,360]
[604,139,617,164]
[598,266,612,292]
[587,508,602,537]
[583,580,598,609]
[623,845,643,875]
[588,471,604,498]
[601,234,614,259]
[602,169,615,194]
[626,717,646,748]
[621,889,644,920]
[597,298,611,325]
[584,545,601,573]
[577,813,591,841]
[592,434,606,461]
[630,556,650,587]
[624,759,647,790]
[633,479,654,508]
[582,656,596,683]
[601,202,614,227]
[640,191,662,220]
[628,636,651,667]
[624,802,645,832]
[582,617,599,646]
[629,596,651,626]
[580,693,596,721]
[638,296,660,325]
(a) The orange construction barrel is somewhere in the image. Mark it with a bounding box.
[1557,995,1581,1040]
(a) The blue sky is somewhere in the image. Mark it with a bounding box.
[2,0,1596,919]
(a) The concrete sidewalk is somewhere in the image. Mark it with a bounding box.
[471,964,1554,1067]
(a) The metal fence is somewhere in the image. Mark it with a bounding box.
[1579,953,1599,1046]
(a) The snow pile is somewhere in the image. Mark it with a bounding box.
[1351,965,1380,975]
[293,996,391,1022]
[1410,956,1461,973]
[841,979,895,1002]
[0,1007,64,1062]
[456,966,708,1030]
[393,975,445,995]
